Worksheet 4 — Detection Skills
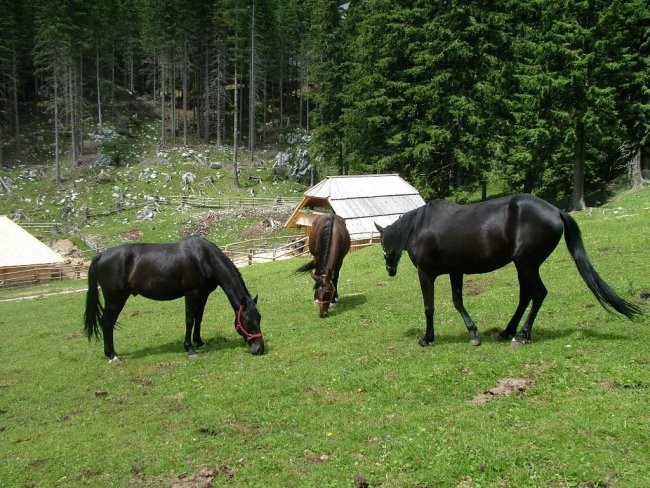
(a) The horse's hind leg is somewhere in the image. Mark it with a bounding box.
[499,288,530,341]
[506,264,547,345]
[102,295,127,360]
[449,274,481,346]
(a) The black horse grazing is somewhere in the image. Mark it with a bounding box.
[375,194,642,347]
[296,213,351,318]
[84,236,264,360]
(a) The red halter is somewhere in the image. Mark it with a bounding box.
[235,305,263,343]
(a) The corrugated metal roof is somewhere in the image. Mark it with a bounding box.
[0,216,64,267]
[306,174,421,200]
[285,174,425,240]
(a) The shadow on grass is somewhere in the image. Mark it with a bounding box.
[124,334,244,359]
[314,293,368,319]
[402,325,581,344]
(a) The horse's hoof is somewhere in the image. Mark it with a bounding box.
[419,339,433,347]
[511,337,529,347]
[108,356,121,364]
[188,352,199,360]
[497,333,512,342]
[469,338,482,347]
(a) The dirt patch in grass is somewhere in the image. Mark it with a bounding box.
[464,278,489,296]
[640,289,650,304]
[171,466,235,487]
[469,378,532,405]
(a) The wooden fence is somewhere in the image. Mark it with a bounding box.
[86,194,302,218]
[0,263,88,289]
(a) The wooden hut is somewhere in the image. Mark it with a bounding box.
[284,174,425,250]
[0,216,65,287]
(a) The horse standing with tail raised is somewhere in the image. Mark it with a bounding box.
[296,213,351,318]
[375,194,643,347]
[84,236,264,361]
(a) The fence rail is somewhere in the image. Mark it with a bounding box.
[0,263,88,289]
[84,194,302,218]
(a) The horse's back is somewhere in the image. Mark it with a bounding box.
[412,194,564,273]
[95,237,218,300]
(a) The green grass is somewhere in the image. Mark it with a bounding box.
[1,188,648,487]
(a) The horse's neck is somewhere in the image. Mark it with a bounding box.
[219,273,249,310]
[388,221,411,251]
[209,250,249,311]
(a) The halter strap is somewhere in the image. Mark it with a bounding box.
[235,304,263,343]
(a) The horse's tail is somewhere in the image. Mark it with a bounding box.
[295,260,315,274]
[560,211,642,320]
[84,253,104,340]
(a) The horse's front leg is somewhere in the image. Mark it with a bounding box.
[417,269,436,346]
[331,268,341,305]
[183,296,197,356]
[192,293,209,349]
[450,273,481,346]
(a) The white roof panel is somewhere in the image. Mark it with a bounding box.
[306,174,421,200]
[0,216,64,267]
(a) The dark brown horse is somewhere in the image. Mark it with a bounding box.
[296,213,351,318]
[84,236,264,361]
[375,194,642,347]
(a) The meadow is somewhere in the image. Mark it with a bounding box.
[1,187,648,487]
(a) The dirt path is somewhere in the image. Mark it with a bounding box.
[0,287,86,303]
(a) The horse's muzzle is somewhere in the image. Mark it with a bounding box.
[387,266,397,277]
[249,338,265,355]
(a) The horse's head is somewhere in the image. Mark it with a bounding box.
[375,223,402,276]
[311,272,335,318]
[235,295,264,355]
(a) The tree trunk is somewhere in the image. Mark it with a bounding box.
[53,58,61,185]
[279,48,284,130]
[216,46,225,147]
[160,61,166,145]
[182,41,188,146]
[571,120,586,210]
[630,145,644,190]
[171,53,176,143]
[263,77,267,143]
[203,48,210,142]
[249,4,256,165]
[233,61,240,188]
[12,49,21,159]
[68,64,77,166]
[96,43,103,131]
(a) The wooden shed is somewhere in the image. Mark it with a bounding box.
[284,174,425,250]
[0,216,65,286]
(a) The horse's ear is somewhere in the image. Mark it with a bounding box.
[310,271,317,281]
[374,222,384,235]
[253,294,258,304]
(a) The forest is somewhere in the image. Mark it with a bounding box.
[0,0,648,208]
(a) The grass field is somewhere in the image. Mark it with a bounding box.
[1,187,648,487]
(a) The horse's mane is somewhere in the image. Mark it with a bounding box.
[203,237,251,296]
[315,214,336,275]
[387,204,426,250]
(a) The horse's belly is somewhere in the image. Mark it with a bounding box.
[137,288,184,301]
